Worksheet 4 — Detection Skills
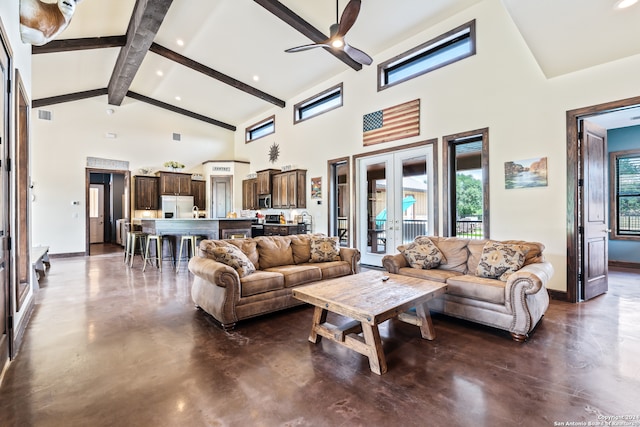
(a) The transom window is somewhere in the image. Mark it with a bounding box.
[294,83,343,124]
[378,20,476,91]
[245,115,275,143]
[610,149,640,239]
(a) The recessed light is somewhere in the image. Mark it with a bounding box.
[156,70,164,77]
[615,0,637,9]
[176,39,184,46]
[105,132,117,139]
[175,96,181,101]
[253,75,260,81]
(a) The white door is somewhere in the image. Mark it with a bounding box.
[89,184,104,243]
[358,146,435,266]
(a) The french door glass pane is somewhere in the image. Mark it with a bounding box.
[401,155,427,244]
[366,162,387,255]
[89,187,100,218]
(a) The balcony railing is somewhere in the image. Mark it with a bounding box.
[456,220,483,239]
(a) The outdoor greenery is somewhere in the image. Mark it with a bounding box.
[456,173,483,218]
[618,156,640,216]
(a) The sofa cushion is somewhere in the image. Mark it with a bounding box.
[445,274,506,304]
[264,265,322,288]
[240,271,285,297]
[467,239,490,274]
[397,266,463,283]
[202,244,256,278]
[225,238,260,270]
[309,236,341,263]
[398,236,445,269]
[307,260,352,280]
[290,234,313,264]
[429,237,470,273]
[256,236,294,269]
[476,241,529,281]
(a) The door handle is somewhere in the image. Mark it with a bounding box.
[603,229,611,233]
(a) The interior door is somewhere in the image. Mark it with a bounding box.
[581,120,609,300]
[89,184,105,243]
[358,146,434,266]
[1,34,11,363]
[212,176,232,218]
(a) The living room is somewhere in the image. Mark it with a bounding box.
[1,0,639,425]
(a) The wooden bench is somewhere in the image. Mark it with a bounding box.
[32,246,50,281]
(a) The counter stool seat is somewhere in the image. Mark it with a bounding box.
[143,234,175,272]
[176,235,204,272]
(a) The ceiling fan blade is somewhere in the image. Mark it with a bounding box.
[344,43,372,65]
[285,43,331,53]
[336,0,361,37]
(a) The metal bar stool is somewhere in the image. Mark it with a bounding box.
[175,235,203,272]
[126,231,148,267]
[143,234,175,272]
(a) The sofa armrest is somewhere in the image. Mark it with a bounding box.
[382,253,407,274]
[188,256,239,289]
[339,247,361,274]
[505,261,554,337]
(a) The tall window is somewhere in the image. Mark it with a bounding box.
[245,115,275,143]
[610,149,640,239]
[294,83,343,123]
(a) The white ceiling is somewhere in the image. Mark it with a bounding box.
[30,0,640,131]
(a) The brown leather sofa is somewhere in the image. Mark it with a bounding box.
[189,234,360,329]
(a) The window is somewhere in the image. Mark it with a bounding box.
[378,20,476,91]
[294,83,343,123]
[245,115,275,142]
[611,149,640,240]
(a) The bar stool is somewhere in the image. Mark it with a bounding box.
[176,235,204,272]
[125,231,148,267]
[143,234,175,272]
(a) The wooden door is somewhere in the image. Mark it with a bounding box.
[1,35,11,362]
[90,184,105,243]
[286,172,296,208]
[581,120,608,300]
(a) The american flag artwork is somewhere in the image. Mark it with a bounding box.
[362,99,420,146]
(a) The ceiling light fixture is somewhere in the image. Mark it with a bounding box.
[253,75,260,81]
[176,39,184,46]
[156,70,164,77]
[175,96,181,101]
[615,0,638,9]
[106,108,115,115]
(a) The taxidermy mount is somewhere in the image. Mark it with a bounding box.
[20,0,82,46]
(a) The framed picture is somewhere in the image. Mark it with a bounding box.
[311,177,322,199]
[504,157,548,189]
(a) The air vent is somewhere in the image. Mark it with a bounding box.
[172,133,181,141]
[38,110,52,121]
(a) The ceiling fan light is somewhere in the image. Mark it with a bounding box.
[332,38,344,48]
[615,0,637,9]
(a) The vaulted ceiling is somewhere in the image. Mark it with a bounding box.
[30,0,640,132]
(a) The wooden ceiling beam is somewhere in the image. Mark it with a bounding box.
[126,91,236,131]
[32,36,127,54]
[149,43,285,108]
[108,0,174,106]
[32,88,109,108]
[253,0,362,71]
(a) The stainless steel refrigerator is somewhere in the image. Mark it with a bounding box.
[161,195,194,218]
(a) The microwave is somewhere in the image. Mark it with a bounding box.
[258,194,271,209]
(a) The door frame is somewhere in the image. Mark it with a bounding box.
[566,95,640,303]
[85,168,130,255]
[327,156,351,246]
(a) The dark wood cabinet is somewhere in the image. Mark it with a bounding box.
[192,180,206,210]
[256,169,278,195]
[263,224,305,236]
[272,169,306,209]
[159,172,192,196]
[242,178,258,210]
[135,176,159,210]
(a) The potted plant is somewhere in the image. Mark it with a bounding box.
[163,161,185,171]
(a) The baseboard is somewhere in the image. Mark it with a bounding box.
[11,294,35,360]
[548,289,568,301]
[49,252,85,259]
[609,261,640,270]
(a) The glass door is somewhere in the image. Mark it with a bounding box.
[358,146,434,266]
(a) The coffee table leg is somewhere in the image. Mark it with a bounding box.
[415,302,436,340]
[361,323,387,375]
[309,307,328,343]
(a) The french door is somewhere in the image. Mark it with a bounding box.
[357,146,435,266]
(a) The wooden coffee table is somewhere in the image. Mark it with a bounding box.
[292,270,447,375]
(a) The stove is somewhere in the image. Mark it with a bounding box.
[264,214,282,224]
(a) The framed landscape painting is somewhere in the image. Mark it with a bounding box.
[504,157,548,189]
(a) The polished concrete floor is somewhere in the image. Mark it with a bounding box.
[0,251,639,426]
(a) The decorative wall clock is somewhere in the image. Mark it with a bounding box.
[269,142,280,163]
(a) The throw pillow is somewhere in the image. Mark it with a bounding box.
[475,241,529,281]
[206,245,256,278]
[309,236,341,263]
[398,237,445,269]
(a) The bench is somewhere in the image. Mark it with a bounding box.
[32,246,50,281]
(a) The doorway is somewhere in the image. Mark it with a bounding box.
[1,25,12,365]
[211,176,232,218]
[328,157,350,247]
[566,95,640,302]
[356,143,436,266]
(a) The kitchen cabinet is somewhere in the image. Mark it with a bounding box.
[272,169,306,209]
[192,180,206,210]
[242,178,258,210]
[134,175,159,210]
[159,171,192,196]
[256,169,278,195]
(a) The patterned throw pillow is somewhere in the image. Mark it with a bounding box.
[475,241,529,281]
[398,236,445,269]
[206,245,256,278]
[309,236,341,263]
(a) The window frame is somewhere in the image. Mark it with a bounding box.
[377,20,476,91]
[245,115,275,143]
[294,83,343,124]
[610,148,640,241]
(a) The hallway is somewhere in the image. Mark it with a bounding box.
[0,254,639,426]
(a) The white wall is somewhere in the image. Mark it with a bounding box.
[234,0,640,293]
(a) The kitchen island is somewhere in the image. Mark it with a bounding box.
[140,218,253,240]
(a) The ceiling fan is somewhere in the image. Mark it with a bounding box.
[285,0,373,66]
